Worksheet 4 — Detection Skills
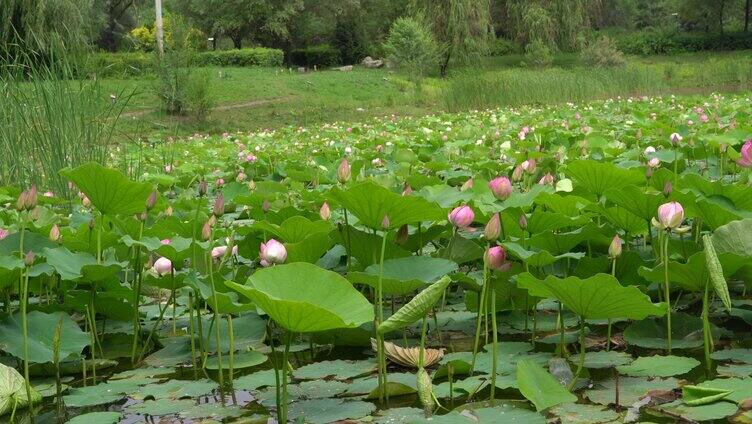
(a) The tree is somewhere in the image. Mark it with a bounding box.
[410,0,493,77]
[383,16,439,94]
[180,0,302,49]
[505,0,596,52]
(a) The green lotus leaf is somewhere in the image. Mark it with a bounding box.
[349,256,458,296]
[638,250,747,292]
[617,355,700,377]
[604,185,664,221]
[43,247,122,282]
[549,402,619,424]
[567,160,644,198]
[623,312,727,350]
[328,180,445,230]
[66,412,122,424]
[252,216,331,243]
[0,256,24,290]
[517,359,577,412]
[568,350,633,369]
[204,351,267,370]
[682,385,733,406]
[0,311,89,363]
[503,243,585,268]
[651,399,739,422]
[712,219,752,257]
[516,273,665,320]
[378,276,452,334]
[60,162,153,215]
[226,262,374,333]
[585,376,678,407]
[0,363,41,416]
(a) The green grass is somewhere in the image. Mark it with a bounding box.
[100,50,752,140]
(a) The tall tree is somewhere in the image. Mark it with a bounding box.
[410,0,493,77]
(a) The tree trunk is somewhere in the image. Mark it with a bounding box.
[440,48,452,78]
[232,34,242,49]
[719,0,725,34]
[745,0,750,32]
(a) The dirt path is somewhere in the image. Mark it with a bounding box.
[121,96,295,118]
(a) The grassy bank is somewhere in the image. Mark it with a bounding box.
[101,50,752,139]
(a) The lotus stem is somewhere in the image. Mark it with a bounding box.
[343,208,352,269]
[558,301,565,357]
[470,252,490,374]
[85,304,97,385]
[269,322,281,420]
[188,291,198,376]
[227,314,235,389]
[207,244,225,403]
[21,264,32,412]
[662,230,672,354]
[376,228,389,404]
[419,316,427,367]
[137,288,174,362]
[130,221,144,364]
[702,276,713,375]
[490,283,498,400]
[568,316,586,391]
[608,258,617,351]
[279,331,293,423]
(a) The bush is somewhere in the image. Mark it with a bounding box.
[609,30,752,55]
[128,26,156,52]
[196,48,283,67]
[289,45,342,68]
[185,70,214,120]
[383,18,439,78]
[580,36,626,67]
[523,39,554,68]
[488,38,522,56]
[332,18,369,65]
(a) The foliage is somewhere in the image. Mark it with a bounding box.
[289,44,342,67]
[383,17,439,92]
[580,36,626,67]
[523,39,554,68]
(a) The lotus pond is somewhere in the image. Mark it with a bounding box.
[1,93,752,423]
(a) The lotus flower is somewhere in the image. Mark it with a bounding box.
[448,205,474,228]
[657,202,684,229]
[670,133,683,145]
[518,214,527,230]
[489,176,512,200]
[608,235,622,258]
[644,146,656,156]
[260,239,287,266]
[484,246,508,271]
[521,159,536,174]
[153,257,172,276]
[538,173,554,185]
[0,228,8,241]
[648,157,661,168]
[212,245,238,260]
[737,139,752,168]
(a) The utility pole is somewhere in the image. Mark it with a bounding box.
[155,0,164,56]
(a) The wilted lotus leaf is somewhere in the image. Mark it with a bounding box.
[372,339,444,368]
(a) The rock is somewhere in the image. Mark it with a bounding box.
[336,65,353,72]
[361,56,384,68]
[297,67,307,73]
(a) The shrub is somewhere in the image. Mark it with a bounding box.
[332,18,369,65]
[580,36,626,67]
[196,48,283,67]
[185,27,208,52]
[383,17,439,79]
[523,39,554,67]
[289,45,342,68]
[128,26,156,52]
[488,38,522,56]
[185,70,214,120]
[609,30,752,55]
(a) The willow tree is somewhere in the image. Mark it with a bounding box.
[505,0,598,52]
[410,0,493,77]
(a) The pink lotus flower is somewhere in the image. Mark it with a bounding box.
[260,239,287,266]
[215,178,225,187]
[212,245,238,260]
[164,165,173,173]
[657,202,684,229]
[160,239,171,245]
[521,159,536,174]
[0,228,8,240]
[700,114,709,123]
[448,205,474,228]
[246,154,257,162]
[648,157,661,168]
[737,139,752,168]
[670,133,683,145]
[644,146,656,156]
[608,235,622,258]
[484,246,509,271]
[489,177,512,200]
[152,257,172,276]
[320,202,331,220]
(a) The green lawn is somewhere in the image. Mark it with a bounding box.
[103,50,752,140]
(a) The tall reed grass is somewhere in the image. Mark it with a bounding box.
[443,56,752,112]
[0,51,130,196]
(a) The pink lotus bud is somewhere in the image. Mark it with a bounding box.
[460,178,474,192]
[49,224,61,242]
[518,130,526,140]
[518,214,527,230]
[152,257,172,276]
[670,133,683,145]
[260,239,287,266]
[663,181,672,197]
[608,235,622,258]
[644,146,656,156]
[201,220,212,241]
[512,165,524,181]
[381,214,391,229]
[402,183,413,196]
[24,250,35,266]
[538,173,554,185]
[521,159,536,174]
[164,164,173,173]
[198,180,208,197]
[146,190,158,211]
[82,196,91,208]
[246,154,257,162]
[337,159,351,183]
[236,171,247,182]
[215,178,225,187]
[737,139,752,168]
[489,177,513,200]
[43,191,54,198]
[0,228,8,240]
[700,114,709,123]
[396,224,409,244]
[211,245,236,259]
[319,202,331,220]
[657,201,684,229]
[648,157,661,168]
[484,246,507,271]
[213,194,225,217]
[448,205,474,228]
[262,199,270,212]
[484,213,501,241]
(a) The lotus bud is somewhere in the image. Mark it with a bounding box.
[23,250,34,266]
[538,173,554,185]
[644,146,656,156]
[30,207,40,221]
[211,245,236,260]
[212,193,225,217]
[511,164,524,181]
[165,205,173,216]
[460,178,474,192]
[448,205,474,228]
[198,180,208,197]
[381,214,391,229]
[337,159,351,183]
[82,196,91,208]
[484,246,507,271]
[262,199,270,212]
[139,211,148,222]
[648,157,661,168]
[0,228,8,241]
[737,139,752,168]
[670,132,683,145]
[522,159,536,174]
[657,201,684,229]
[236,171,246,182]
[25,185,37,211]
[663,181,673,197]
[319,202,331,220]
[16,190,27,211]
[489,176,513,200]
[49,224,61,242]
[260,239,287,265]
[201,220,212,241]
[608,235,622,259]
[518,214,527,230]
[484,213,501,241]
[402,183,413,196]
[145,190,158,211]
[152,257,172,276]
[248,179,257,190]
[396,224,409,244]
